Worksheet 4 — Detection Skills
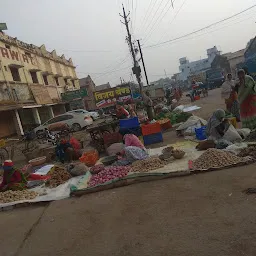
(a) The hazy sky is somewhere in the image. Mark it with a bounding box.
[1,0,256,86]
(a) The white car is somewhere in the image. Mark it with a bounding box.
[69,109,100,120]
[34,113,93,135]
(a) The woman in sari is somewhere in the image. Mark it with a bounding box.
[206,109,229,140]
[221,74,234,112]
[0,160,27,191]
[114,134,148,166]
[237,69,256,129]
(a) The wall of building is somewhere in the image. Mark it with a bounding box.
[0,32,80,137]
[178,46,220,81]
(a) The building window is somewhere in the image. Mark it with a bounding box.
[64,78,68,85]
[10,67,21,82]
[55,77,59,86]
[181,68,184,72]
[4,66,8,72]
[71,80,75,87]
[30,71,39,84]
[25,52,31,57]
[42,74,48,85]
[5,44,10,49]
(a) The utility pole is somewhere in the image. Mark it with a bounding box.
[137,39,149,85]
[120,5,143,94]
[164,69,167,78]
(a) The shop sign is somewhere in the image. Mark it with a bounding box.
[94,86,132,108]
[61,88,88,101]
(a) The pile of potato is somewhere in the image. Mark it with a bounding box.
[47,166,72,188]
[0,190,38,203]
[131,157,164,173]
[238,146,256,158]
[193,148,242,170]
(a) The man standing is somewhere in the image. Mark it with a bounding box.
[143,91,154,121]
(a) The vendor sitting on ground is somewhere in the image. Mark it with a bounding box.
[116,103,130,119]
[206,109,229,140]
[0,160,27,191]
[55,137,82,163]
[114,134,149,165]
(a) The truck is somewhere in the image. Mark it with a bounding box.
[205,68,225,89]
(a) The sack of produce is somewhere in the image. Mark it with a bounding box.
[67,163,90,177]
[48,122,69,131]
[106,143,124,156]
[222,125,242,143]
[196,140,216,151]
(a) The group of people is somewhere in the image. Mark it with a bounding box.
[221,68,256,130]
[115,91,155,121]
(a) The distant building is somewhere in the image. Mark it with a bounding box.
[211,49,245,77]
[178,46,220,81]
[95,82,111,91]
[0,31,79,137]
[79,75,97,110]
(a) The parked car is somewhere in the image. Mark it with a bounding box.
[68,109,100,120]
[34,113,93,136]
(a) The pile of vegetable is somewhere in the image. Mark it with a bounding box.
[88,166,131,187]
[46,166,72,188]
[0,190,38,203]
[157,118,170,125]
[193,148,242,170]
[238,146,256,158]
[131,157,164,173]
[156,112,192,125]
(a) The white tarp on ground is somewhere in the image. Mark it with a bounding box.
[144,141,203,174]
[0,176,82,208]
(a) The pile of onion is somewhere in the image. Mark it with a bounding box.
[89,166,130,187]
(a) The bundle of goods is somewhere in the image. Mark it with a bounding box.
[79,150,99,167]
[0,190,38,203]
[88,166,131,187]
[193,148,242,170]
[131,157,164,173]
[159,147,185,160]
[245,130,256,142]
[141,122,163,146]
[238,146,256,158]
[46,166,72,188]
[48,122,69,132]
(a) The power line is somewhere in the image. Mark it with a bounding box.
[158,0,187,43]
[144,11,256,51]
[143,4,256,49]
[143,0,176,44]
[142,0,166,37]
[138,0,159,35]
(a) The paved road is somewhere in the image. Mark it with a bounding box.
[1,164,256,256]
[2,88,255,256]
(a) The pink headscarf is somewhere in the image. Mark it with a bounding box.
[124,134,145,150]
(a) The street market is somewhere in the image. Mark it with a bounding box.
[1,85,256,210]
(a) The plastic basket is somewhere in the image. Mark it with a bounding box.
[195,126,207,140]
[143,132,163,145]
[119,117,139,129]
[119,126,142,137]
[141,122,161,136]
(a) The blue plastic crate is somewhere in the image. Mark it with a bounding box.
[195,126,207,140]
[119,126,142,137]
[119,117,139,129]
[143,132,163,146]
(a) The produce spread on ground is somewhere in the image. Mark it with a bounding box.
[0,190,38,203]
[1,101,256,208]
[193,148,242,170]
